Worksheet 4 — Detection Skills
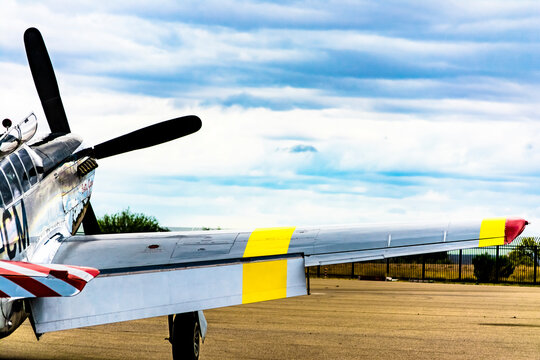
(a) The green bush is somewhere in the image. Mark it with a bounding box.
[98,208,169,234]
[508,237,539,266]
[472,253,515,282]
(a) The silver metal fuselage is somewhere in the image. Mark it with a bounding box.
[0,131,95,337]
[1,146,94,262]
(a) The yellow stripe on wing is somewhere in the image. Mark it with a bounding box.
[479,218,506,247]
[243,227,296,257]
[242,227,296,304]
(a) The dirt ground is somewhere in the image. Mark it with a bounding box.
[0,279,538,360]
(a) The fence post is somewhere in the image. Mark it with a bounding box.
[495,246,500,283]
[458,249,462,281]
[317,265,321,278]
[421,255,425,281]
[386,258,390,278]
[351,262,355,279]
[534,245,538,285]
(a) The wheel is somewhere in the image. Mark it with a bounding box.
[171,312,200,360]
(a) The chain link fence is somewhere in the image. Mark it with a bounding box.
[308,237,540,284]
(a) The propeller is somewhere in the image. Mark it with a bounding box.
[24,27,71,133]
[23,28,202,235]
[81,202,101,235]
[24,28,100,232]
[92,115,201,159]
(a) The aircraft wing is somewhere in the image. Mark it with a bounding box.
[28,217,527,334]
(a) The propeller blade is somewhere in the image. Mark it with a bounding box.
[82,203,101,235]
[92,115,202,159]
[24,27,71,133]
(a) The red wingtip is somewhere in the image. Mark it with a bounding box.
[505,219,528,244]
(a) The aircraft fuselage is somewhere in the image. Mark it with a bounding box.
[0,116,97,337]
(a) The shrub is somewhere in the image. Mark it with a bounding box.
[508,237,539,266]
[472,253,515,282]
[98,208,169,234]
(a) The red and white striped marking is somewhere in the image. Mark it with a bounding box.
[0,260,99,299]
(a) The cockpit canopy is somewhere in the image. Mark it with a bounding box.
[0,113,85,208]
[0,114,38,159]
[0,133,83,209]
[0,147,38,208]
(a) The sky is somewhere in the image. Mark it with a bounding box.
[1,1,540,234]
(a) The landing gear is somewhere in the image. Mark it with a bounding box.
[169,312,200,360]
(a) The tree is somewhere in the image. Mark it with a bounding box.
[202,226,221,231]
[508,237,539,266]
[472,253,515,282]
[98,208,169,234]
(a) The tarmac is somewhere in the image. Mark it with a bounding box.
[0,279,538,359]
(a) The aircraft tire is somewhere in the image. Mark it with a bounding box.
[171,312,200,360]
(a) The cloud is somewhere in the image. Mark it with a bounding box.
[1,0,539,232]
[205,92,324,110]
[287,145,318,153]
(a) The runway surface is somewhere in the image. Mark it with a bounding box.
[0,279,538,359]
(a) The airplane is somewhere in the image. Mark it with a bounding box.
[0,27,528,360]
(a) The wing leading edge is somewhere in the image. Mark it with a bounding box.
[28,217,527,334]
